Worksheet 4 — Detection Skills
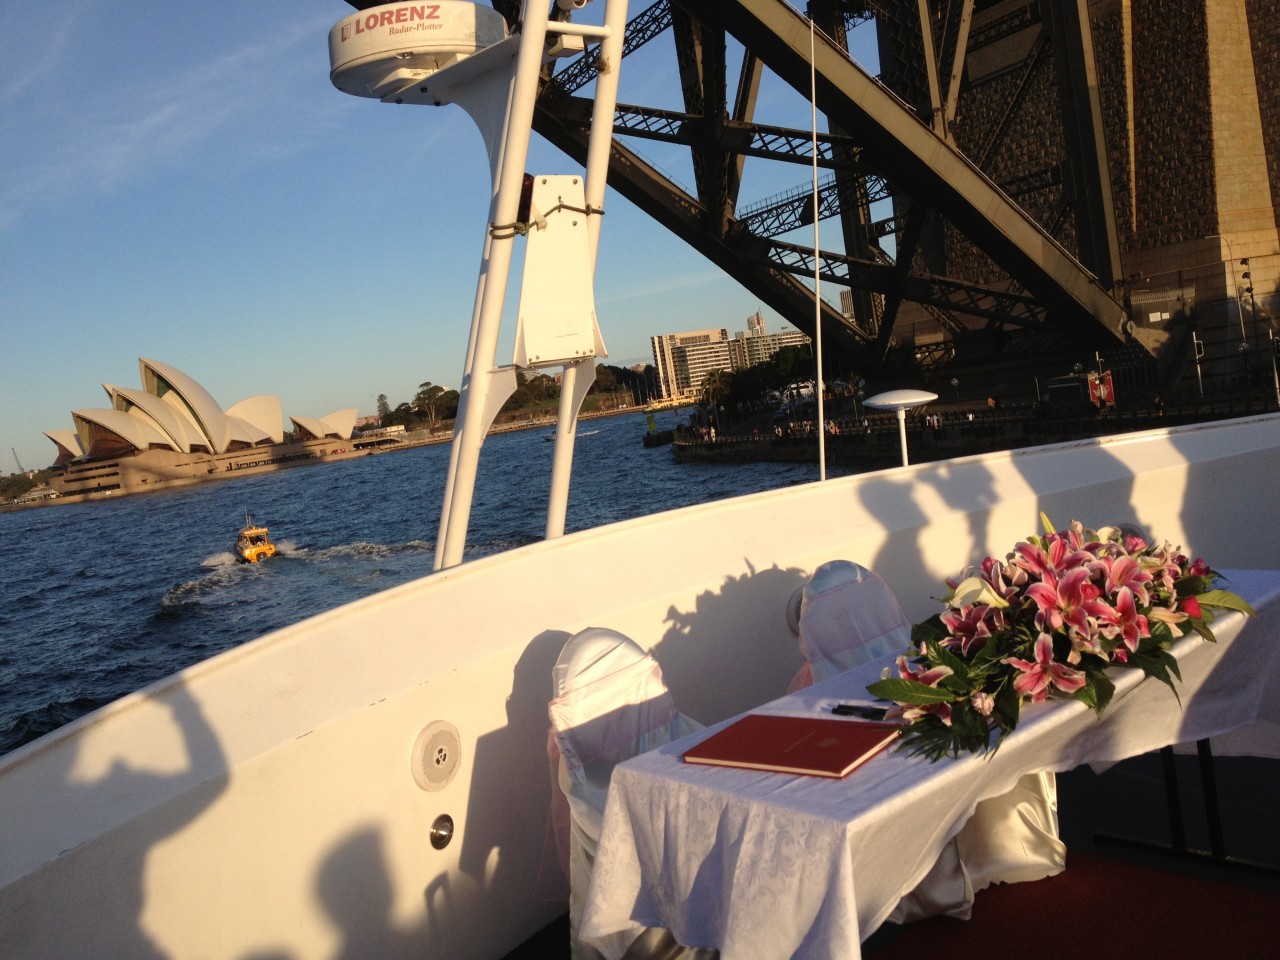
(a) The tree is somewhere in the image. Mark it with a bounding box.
[701,368,732,414]
[414,381,447,425]
[376,394,391,421]
[386,402,415,428]
[593,364,619,392]
[772,345,813,385]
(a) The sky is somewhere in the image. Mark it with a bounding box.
[1,1,876,473]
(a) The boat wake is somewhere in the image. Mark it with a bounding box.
[162,563,248,609]
[287,539,434,561]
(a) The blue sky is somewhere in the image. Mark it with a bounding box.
[2,1,875,472]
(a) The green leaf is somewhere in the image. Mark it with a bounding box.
[931,640,971,680]
[911,615,950,647]
[1186,617,1217,643]
[1175,575,1216,598]
[1196,589,1256,616]
[1074,670,1114,716]
[866,678,956,705]
[891,716,970,762]
[1073,682,1099,712]
[993,681,1021,729]
[1130,647,1183,701]
[949,702,994,755]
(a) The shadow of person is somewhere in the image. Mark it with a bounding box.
[0,681,228,957]
[318,827,424,960]
[1167,421,1279,568]
[854,472,938,623]
[655,562,809,724]
[449,630,570,947]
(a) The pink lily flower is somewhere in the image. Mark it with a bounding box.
[1004,633,1088,703]
[1026,566,1108,638]
[940,605,996,655]
[1109,586,1150,652]
[1105,554,1153,606]
[895,656,955,726]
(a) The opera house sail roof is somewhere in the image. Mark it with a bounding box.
[45,358,357,467]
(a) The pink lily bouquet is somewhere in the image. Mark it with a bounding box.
[866,516,1254,760]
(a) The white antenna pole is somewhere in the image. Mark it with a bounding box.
[810,16,826,480]
[545,0,628,540]
[436,3,552,569]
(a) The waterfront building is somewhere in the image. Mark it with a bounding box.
[728,311,811,369]
[650,328,732,399]
[650,314,813,400]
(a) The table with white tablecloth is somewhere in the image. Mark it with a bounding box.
[580,569,1280,960]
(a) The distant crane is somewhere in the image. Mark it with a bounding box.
[12,448,24,474]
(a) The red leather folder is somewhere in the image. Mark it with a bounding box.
[681,713,900,778]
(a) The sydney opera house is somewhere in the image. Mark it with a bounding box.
[43,358,362,499]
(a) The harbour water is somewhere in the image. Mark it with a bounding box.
[0,412,840,757]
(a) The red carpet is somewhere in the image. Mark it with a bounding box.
[868,852,1280,959]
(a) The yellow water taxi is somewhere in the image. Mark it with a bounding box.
[234,519,276,563]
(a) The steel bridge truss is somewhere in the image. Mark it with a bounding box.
[520,0,1135,374]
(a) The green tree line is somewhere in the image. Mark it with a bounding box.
[373,363,661,431]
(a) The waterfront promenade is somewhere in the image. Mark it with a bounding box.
[671,390,1280,467]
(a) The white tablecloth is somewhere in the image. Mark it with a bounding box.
[580,569,1280,960]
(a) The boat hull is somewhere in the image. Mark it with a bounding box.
[3,415,1280,958]
[235,525,277,563]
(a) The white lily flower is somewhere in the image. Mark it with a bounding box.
[949,575,1010,609]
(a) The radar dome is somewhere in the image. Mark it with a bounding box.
[329,1,508,101]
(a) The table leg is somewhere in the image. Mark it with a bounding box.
[1095,741,1280,878]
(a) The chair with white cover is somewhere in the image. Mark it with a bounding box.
[548,627,703,960]
[788,559,912,692]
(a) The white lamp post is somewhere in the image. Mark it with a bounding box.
[864,389,939,466]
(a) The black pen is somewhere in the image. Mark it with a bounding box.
[831,703,889,720]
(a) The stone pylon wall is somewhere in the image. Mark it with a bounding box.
[909,0,1277,375]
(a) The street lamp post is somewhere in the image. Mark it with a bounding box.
[1208,234,1247,343]
[1192,332,1205,399]
[1271,330,1280,408]
[950,376,959,400]
[1242,259,1260,354]
[864,389,938,466]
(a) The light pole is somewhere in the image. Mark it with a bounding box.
[1192,332,1205,399]
[1208,234,1247,343]
[1242,259,1260,354]
[865,389,938,466]
[1271,330,1280,408]
[950,376,959,400]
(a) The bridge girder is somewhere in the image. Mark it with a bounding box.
[513,0,1139,374]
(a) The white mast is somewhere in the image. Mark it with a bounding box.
[329,1,629,570]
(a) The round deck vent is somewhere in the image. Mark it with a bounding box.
[411,720,462,792]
